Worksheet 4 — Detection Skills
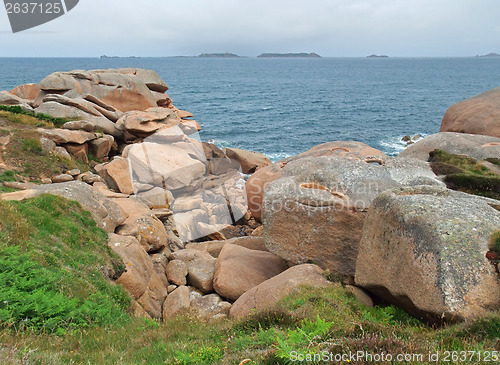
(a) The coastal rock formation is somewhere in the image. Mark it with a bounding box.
[355,186,500,323]
[213,244,288,301]
[262,155,443,277]
[0,69,191,144]
[441,87,500,138]
[229,264,330,318]
[246,141,385,221]
[399,132,500,161]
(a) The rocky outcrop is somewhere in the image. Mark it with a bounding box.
[229,264,330,318]
[262,155,443,278]
[246,141,386,221]
[399,132,500,161]
[441,87,500,138]
[213,244,288,301]
[355,186,500,323]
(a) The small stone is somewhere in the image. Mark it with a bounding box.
[167,285,177,293]
[52,174,74,183]
[66,169,81,176]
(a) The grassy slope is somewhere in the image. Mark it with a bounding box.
[0,195,130,336]
[0,111,90,181]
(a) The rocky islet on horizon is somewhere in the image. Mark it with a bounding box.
[0,68,499,323]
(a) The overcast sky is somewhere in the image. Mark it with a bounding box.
[1,0,499,57]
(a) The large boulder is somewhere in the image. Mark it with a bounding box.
[229,264,331,318]
[38,128,97,145]
[9,83,40,101]
[224,147,271,174]
[127,128,207,192]
[96,158,134,194]
[37,69,159,112]
[441,87,500,138]
[190,294,232,320]
[108,234,167,320]
[246,141,385,221]
[0,181,127,233]
[213,244,288,301]
[116,107,181,138]
[355,186,500,323]
[112,198,168,253]
[163,286,191,320]
[399,132,500,161]
[263,155,443,277]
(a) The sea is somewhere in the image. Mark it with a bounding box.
[1,57,500,160]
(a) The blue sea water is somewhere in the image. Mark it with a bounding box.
[1,57,500,160]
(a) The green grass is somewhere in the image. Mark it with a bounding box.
[429,149,500,200]
[0,195,130,335]
[489,230,500,252]
[0,105,70,128]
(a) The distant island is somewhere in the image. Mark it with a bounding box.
[257,53,321,58]
[100,55,140,59]
[477,53,500,58]
[198,53,242,58]
[367,54,389,58]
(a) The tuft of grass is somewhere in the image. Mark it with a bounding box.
[489,230,500,252]
[0,195,130,334]
[0,105,70,128]
[429,149,500,200]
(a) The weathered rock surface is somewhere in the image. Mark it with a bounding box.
[116,107,181,138]
[399,132,500,161]
[230,264,331,318]
[170,249,217,293]
[39,128,96,145]
[191,294,232,320]
[96,158,134,194]
[166,259,188,286]
[108,234,167,320]
[263,155,443,277]
[0,181,127,233]
[213,244,288,301]
[186,236,268,258]
[113,198,168,252]
[441,87,500,138]
[163,286,190,320]
[9,83,40,101]
[224,147,271,174]
[246,141,385,221]
[355,186,500,323]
